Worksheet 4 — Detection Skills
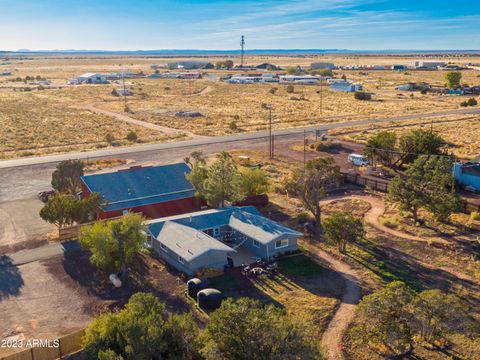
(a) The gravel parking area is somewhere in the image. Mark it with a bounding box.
[0,198,55,253]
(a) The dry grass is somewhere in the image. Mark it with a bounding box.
[0,91,184,159]
[329,114,480,159]
[0,55,478,158]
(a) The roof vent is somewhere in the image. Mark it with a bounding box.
[146,176,150,181]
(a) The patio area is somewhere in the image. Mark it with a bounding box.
[227,246,259,267]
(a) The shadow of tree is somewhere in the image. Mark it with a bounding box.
[348,238,480,309]
[0,255,24,300]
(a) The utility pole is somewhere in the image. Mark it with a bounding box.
[267,104,273,159]
[319,77,323,115]
[240,35,245,68]
[122,70,127,111]
[303,129,307,170]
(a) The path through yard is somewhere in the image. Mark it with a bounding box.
[83,103,205,139]
[317,192,478,359]
[315,249,361,360]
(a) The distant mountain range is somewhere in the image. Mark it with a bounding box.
[1,49,480,57]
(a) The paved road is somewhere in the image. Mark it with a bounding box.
[1,107,478,170]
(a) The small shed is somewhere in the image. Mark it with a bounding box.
[197,288,223,310]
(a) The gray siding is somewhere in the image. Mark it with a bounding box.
[152,238,229,276]
[152,239,195,275]
[189,249,229,272]
[265,234,299,259]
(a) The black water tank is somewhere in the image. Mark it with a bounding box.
[197,288,223,310]
[187,278,205,298]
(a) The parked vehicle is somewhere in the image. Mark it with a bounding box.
[348,153,369,166]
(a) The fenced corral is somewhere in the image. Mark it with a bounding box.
[1,330,84,360]
[342,172,389,192]
[342,172,480,213]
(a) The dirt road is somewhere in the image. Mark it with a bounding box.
[83,103,205,139]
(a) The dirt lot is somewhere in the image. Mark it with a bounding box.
[0,251,195,357]
[0,198,55,253]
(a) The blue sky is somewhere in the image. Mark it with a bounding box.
[0,0,479,50]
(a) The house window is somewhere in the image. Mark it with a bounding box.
[253,239,260,248]
[160,243,168,253]
[275,239,289,249]
[213,227,221,237]
[178,256,186,264]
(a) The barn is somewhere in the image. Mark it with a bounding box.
[80,162,202,220]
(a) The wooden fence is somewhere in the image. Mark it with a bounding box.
[342,172,389,193]
[1,329,84,360]
[342,172,480,213]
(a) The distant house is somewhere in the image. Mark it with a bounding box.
[0,71,12,76]
[279,75,320,84]
[395,82,430,91]
[167,61,213,70]
[146,206,301,275]
[311,62,335,70]
[256,63,280,70]
[76,73,108,84]
[454,156,480,192]
[80,163,201,219]
[330,81,363,92]
[412,61,445,69]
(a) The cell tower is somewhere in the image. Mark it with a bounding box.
[240,35,245,67]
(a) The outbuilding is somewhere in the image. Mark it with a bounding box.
[80,162,201,219]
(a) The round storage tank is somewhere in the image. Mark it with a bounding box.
[197,288,223,310]
[187,278,206,298]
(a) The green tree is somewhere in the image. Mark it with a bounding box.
[79,213,145,280]
[83,292,199,360]
[70,192,104,223]
[126,131,137,142]
[397,129,445,165]
[184,151,208,200]
[350,281,415,357]
[286,157,341,234]
[323,212,363,253]
[39,193,104,228]
[445,71,462,88]
[39,194,78,229]
[204,152,243,207]
[388,155,461,222]
[224,60,234,69]
[51,159,84,195]
[239,168,270,196]
[200,298,320,360]
[364,131,397,167]
[411,290,473,348]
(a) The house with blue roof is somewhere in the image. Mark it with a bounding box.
[146,206,302,275]
[453,155,480,192]
[80,163,202,219]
